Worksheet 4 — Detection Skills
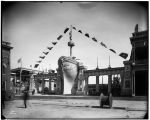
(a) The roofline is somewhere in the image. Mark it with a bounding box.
[11,67,43,72]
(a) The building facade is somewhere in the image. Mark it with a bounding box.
[2,41,13,100]
[130,27,148,96]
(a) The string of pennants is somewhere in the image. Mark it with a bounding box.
[34,27,70,68]
[34,26,128,68]
[72,26,128,59]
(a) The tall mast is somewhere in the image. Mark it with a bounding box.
[108,55,111,68]
[68,25,75,57]
[97,57,99,69]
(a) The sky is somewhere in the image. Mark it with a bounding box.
[2,2,148,73]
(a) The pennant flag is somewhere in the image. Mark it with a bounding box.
[34,64,39,68]
[18,58,22,63]
[39,56,45,59]
[100,42,107,48]
[109,49,116,53]
[47,47,53,50]
[78,30,82,34]
[92,37,97,42]
[73,27,76,30]
[43,52,49,55]
[85,33,90,38]
[64,28,69,33]
[57,35,63,40]
[36,60,42,63]
[52,42,57,45]
[119,52,128,59]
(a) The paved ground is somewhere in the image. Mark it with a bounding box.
[2,97,147,119]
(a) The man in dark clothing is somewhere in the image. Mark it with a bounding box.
[23,84,29,108]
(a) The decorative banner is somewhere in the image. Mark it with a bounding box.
[72,26,128,59]
[43,52,49,55]
[34,27,70,67]
[57,35,63,40]
[119,52,128,59]
[109,49,116,53]
[73,27,76,30]
[78,30,82,34]
[39,56,45,59]
[92,37,97,42]
[85,33,90,38]
[47,47,53,50]
[34,64,39,68]
[64,28,69,33]
[36,60,42,63]
[52,42,57,45]
[100,42,107,48]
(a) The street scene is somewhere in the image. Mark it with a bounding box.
[2,95,147,119]
[2,1,148,119]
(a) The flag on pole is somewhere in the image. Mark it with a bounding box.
[119,52,128,59]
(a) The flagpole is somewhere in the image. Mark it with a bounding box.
[19,58,22,95]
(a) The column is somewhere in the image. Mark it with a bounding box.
[108,74,112,94]
[77,80,80,91]
[82,80,84,91]
[84,76,89,95]
[132,72,135,96]
[42,78,45,94]
[96,76,99,93]
[49,77,51,93]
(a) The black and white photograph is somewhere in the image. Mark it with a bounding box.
[2,1,148,119]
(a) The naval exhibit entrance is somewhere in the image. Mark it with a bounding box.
[33,25,148,96]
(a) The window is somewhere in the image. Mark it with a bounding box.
[135,46,148,61]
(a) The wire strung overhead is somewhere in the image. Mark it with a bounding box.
[34,25,128,68]
[72,26,128,59]
[34,27,70,68]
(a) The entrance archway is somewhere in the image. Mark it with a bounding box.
[135,70,148,96]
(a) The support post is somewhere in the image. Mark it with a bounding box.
[84,76,89,95]
[49,77,51,94]
[42,78,45,94]
[108,74,112,94]
[96,76,99,93]
[132,72,135,96]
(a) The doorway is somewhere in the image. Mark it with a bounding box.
[135,70,148,96]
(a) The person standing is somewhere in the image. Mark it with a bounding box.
[23,83,29,108]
